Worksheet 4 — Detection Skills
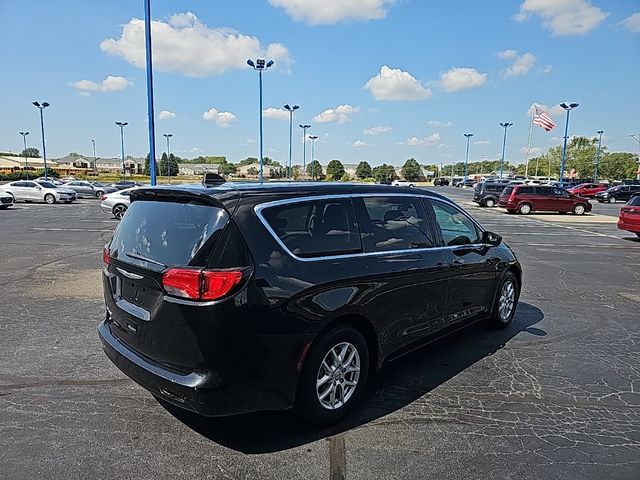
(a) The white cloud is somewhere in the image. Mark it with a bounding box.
[363,126,392,135]
[158,110,176,120]
[619,12,640,33]
[497,49,518,60]
[514,0,608,36]
[427,120,454,127]
[202,107,237,127]
[313,104,359,124]
[521,146,542,155]
[246,138,257,144]
[100,12,292,77]
[364,65,432,101]
[406,132,441,146]
[474,140,491,145]
[268,0,395,25]
[500,51,536,78]
[262,107,290,121]
[352,140,369,148]
[69,75,131,94]
[440,67,487,92]
[541,65,553,74]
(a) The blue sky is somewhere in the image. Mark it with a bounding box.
[1,0,639,167]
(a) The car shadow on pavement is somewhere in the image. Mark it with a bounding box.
[159,301,545,454]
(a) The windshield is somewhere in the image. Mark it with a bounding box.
[110,200,228,270]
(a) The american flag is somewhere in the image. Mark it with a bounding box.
[532,105,556,132]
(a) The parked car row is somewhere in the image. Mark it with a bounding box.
[0,180,77,204]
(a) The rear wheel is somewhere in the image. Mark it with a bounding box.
[484,198,496,208]
[95,190,104,198]
[112,204,127,219]
[608,196,617,204]
[518,203,532,215]
[491,272,519,329]
[44,193,56,204]
[572,204,586,215]
[296,326,369,426]
[0,205,8,210]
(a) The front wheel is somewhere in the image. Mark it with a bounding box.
[573,204,586,215]
[44,193,56,204]
[484,198,496,208]
[95,190,104,198]
[491,272,519,328]
[295,326,369,426]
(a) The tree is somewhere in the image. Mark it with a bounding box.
[372,164,397,182]
[21,147,40,158]
[143,153,158,176]
[247,166,259,177]
[599,152,638,181]
[401,158,422,181]
[326,159,345,180]
[306,160,324,180]
[219,163,237,176]
[355,161,372,179]
[239,157,259,166]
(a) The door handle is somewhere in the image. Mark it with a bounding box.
[451,258,463,270]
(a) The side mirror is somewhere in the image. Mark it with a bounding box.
[482,230,502,246]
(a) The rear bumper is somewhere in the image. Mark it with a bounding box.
[618,219,640,233]
[98,319,301,416]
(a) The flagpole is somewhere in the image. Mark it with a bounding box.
[525,103,534,178]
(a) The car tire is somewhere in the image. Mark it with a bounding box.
[572,204,586,215]
[518,203,532,215]
[490,272,519,329]
[295,325,369,426]
[608,197,617,204]
[409,184,414,188]
[44,193,56,204]
[95,190,104,198]
[0,205,9,210]
[112,204,127,220]
[484,198,496,208]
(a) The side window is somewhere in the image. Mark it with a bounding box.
[553,188,570,198]
[261,198,361,258]
[536,186,552,196]
[24,182,37,188]
[430,200,481,247]
[12,182,25,187]
[354,196,434,252]
[518,186,533,195]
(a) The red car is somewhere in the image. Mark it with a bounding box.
[567,182,607,198]
[617,194,640,238]
[498,184,592,215]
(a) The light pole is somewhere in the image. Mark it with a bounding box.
[115,122,128,181]
[309,135,318,180]
[19,131,29,179]
[559,102,579,187]
[247,58,274,182]
[594,130,603,182]
[463,133,474,185]
[499,122,513,179]
[284,104,299,180]
[32,101,50,179]
[629,134,640,181]
[91,139,96,171]
[163,133,173,184]
[300,124,311,180]
[144,0,157,186]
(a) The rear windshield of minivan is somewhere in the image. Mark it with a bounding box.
[501,186,514,195]
[110,200,228,270]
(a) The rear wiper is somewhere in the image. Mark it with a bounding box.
[125,251,167,268]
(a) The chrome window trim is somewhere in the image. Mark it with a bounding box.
[253,192,487,262]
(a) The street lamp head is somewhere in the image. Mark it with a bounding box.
[266,60,274,68]
[284,104,291,110]
[42,102,50,108]
[560,102,568,109]
[309,135,318,140]
[163,133,173,138]
[569,102,579,108]
[115,121,128,127]
[19,131,29,136]
[597,130,603,135]
[292,105,299,111]
[32,101,40,107]
[500,122,513,128]
[300,124,311,129]
[464,133,475,138]
[246,59,255,68]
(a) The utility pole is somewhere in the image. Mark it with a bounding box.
[594,130,603,182]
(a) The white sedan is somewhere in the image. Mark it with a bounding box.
[0,191,14,209]
[0,180,77,204]
[391,180,415,187]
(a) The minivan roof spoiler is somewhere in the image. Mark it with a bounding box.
[202,173,226,187]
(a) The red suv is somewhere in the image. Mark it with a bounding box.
[567,183,607,198]
[498,185,592,215]
[617,194,640,238]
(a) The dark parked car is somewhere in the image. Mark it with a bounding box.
[473,181,507,207]
[453,178,476,188]
[595,185,640,203]
[617,194,640,238]
[99,182,522,425]
[498,185,591,215]
[433,178,450,186]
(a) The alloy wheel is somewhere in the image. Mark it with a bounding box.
[44,194,55,204]
[113,205,126,219]
[498,280,515,321]
[573,204,586,215]
[316,342,361,411]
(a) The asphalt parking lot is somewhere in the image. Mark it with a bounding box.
[1,189,639,480]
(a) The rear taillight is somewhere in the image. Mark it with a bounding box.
[508,190,516,202]
[162,268,244,301]
[103,244,110,265]
[100,195,107,201]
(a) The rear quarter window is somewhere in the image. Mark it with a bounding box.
[261,198,361,258]
[501,186,514,195]
[628,196,640,206]
[110,200,229,270]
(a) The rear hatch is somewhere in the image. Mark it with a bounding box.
[103,191,230,371]
[499,186,514,203]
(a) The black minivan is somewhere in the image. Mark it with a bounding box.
[473,181,509,207]
[99,182,522,425]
